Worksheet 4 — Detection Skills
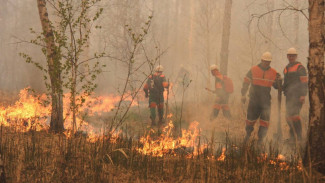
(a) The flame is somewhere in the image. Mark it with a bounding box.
[272,154,289,170]
[86,129,122,143]
[257,153,268,163]
[277,154,286,161]
[258,153,293,171]
[0,89,49,132]
[137,121,206,157]
[0,88,135,142]
[167,113,173,118]
[217,148,226,161]
[0,88,308,169]
[62,93,124,133]
[269,156,289,171]
[206,148,226,161]
[137,120,227,159]
[297,160,303,171]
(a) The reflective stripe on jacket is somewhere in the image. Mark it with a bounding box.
[283,62,308,97]
[251,65,277,87]
[241,64,279,101]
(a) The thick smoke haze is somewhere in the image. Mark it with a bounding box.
[0,0,308,97]
[0,0,313,171]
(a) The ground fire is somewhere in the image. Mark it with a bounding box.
[0,88,134,139]
[1,0,324,182]
[137,121,206,157]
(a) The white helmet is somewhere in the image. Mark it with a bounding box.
[287,47,298,55]
[210,64,218,71]
[261,52,272,62]
[155,65,164,72]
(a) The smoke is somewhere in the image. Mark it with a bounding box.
[0,0,309,156]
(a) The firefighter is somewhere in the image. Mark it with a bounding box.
[241,52,281,145]
[209,65,232,120]
[283,48,308,143]
[143,65,169,127]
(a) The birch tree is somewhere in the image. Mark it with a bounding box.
[22,0,105,133]
[304,0,325,174]
[294,0,300,46]
[219,0,232,75]
[36,0,64,132]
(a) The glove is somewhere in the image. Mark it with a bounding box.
[299,96,305,104]
[276,74,283,87]
[241,96,246,104]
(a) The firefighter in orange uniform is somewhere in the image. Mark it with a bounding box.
[143,65,169,127]
[283,48,308,143]
[241,52,281,145]
[209,65,232,120]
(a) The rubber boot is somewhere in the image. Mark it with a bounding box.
[244,125,254,143]
[210,109,220,121]
[287,121,295,145]
[257,126,268,146]
[294,121,302,141]
[158,107,164,127]
[150,117,156,127]
[158,115,164,128]
[223,109,232,120]
[150,108,157,127]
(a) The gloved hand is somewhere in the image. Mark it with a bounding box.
[299,96,305,104]
[241,96,246,104]
[276,73,282,80]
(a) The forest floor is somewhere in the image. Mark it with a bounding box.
[0,90,322,182]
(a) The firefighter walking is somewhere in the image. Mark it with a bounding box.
[241,52,281,145]
[209,65,233,120]
[143,65,169,127]
[283,48,308,143]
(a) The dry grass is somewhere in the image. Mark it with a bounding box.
[0,126,322,183]
[0,92,321,182]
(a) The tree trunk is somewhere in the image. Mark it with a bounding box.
[188,0,195,64]
[219,0,232,75]
[37,0,64,133]
[206,25,211,87]
[0,0,9,90]
[294,0,300,46]
[266,0,274,50]
[71,63,77,133]
[152,0,160,46]
[304,0,325,174]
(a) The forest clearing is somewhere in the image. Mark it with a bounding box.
[0,0,324,182]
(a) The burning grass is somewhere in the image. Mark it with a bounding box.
[0,88,321,182]
[137,121,206,157]
[0,88,137,135]
[0,126,318,183]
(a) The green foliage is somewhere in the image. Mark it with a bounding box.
[110,16,156,130]
[20,0,106,131]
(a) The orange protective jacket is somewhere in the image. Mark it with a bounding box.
[282,62,308,97]
[241,64,279,101]
[143,73,168,97]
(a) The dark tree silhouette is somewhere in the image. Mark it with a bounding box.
[304,0,325,174]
